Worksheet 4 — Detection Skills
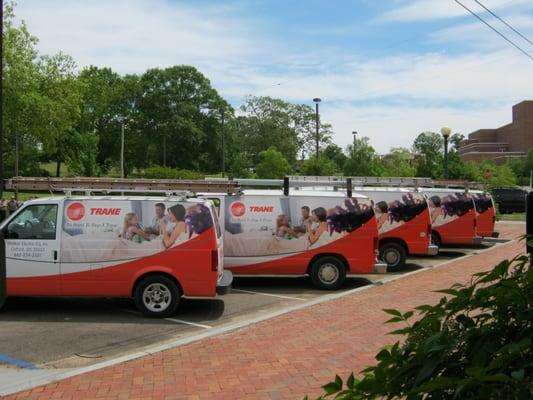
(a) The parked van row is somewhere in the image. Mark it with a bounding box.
[0,177,497,317]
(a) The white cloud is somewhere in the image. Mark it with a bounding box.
[324,102,516,154]
[378,0,533,23]
[16,0,266,73]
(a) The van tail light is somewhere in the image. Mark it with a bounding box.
[211,249,219,272]
[427,224,432,236]
[473,218,477,229]
[373,236,379,256]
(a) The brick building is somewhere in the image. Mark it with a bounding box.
[458,100,533,164]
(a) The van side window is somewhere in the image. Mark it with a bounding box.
[4,204,58,240]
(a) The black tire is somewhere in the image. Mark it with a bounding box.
[379,242,407,272]
[431,231,442,248]
[134,275,181,318]
[309,256,346,290]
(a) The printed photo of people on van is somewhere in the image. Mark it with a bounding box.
[471,193,493,215]
[373,193,427,234]
[223,196,374,257]
[427,193,474,227]
[61,200,213,263]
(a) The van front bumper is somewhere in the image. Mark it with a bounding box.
[473,236,483,245]
[216,270,233,295]
[427,244,439,256]
[373,262,388,274]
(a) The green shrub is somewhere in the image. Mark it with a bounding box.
[143,165,204,180]
[311,254,533,399]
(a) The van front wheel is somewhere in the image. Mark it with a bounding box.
[310,256,346,290]
[134,275,180,318]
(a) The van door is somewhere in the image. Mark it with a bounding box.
[2,203,61,295]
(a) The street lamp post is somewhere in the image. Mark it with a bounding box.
[313,98,321,159]
[221,109,225,177]
[352,131,357,158]
[441,127,451,179]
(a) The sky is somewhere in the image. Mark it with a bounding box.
[14,0,533,154]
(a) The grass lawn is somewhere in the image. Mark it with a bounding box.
[498,212,525,221]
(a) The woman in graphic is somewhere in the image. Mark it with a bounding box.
[159,204,187,248]
[122,212,149,243]
[307,207,328,246]
[374,201,389,231]
[429,195,443,224]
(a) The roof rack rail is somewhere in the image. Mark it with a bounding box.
[286,176,487,190]
[4,177,241,195]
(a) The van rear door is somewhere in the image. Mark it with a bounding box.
[1,202,61,295]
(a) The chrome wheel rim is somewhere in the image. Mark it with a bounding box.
[142,283,172,313]
[384,249,400,266]
[318,263,339,284]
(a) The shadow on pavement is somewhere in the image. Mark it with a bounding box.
[0,296,226,324]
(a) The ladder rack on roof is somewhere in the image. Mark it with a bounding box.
[286,176,487,190]
[3,177,241,195]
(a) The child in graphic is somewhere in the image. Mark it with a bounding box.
[275,214,291,238]
[122,212,149,243]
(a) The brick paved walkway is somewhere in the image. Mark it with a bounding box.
[5,222,525,400]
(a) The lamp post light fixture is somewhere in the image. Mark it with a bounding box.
[352,131,357,157]
[313,98,321,159]
[441,126,451,179]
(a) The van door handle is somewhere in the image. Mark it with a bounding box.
[53,250,58,261]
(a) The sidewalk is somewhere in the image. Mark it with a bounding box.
[5,222,525,400]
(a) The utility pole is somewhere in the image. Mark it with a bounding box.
[313,98,321,159]
[14,134,19,199]
[121,122,125,178]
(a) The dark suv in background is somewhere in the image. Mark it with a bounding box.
[491,187,528,214]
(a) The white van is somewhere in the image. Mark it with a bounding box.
[200,189,385,289]
[0,195,231,317]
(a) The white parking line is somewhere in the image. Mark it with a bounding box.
[117,308,212,329]
[232,288,307,301]
[164,319,212,329]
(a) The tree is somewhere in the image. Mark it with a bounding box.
[412,132,444,178]
[382,148,416,177]
[255,146,292,178]
[138,65,229,171]
[301,155,337,176]
[322,144,347,172]
[344,137,384,177]
[2,2,82,178]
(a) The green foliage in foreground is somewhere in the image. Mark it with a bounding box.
[310,254,533,399]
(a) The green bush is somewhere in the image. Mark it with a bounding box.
[143,165,204,180]
[311,254,533,399]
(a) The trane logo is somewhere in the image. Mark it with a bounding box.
[249,206,274,212]
[230,202,274,217]
[90,208,122,216]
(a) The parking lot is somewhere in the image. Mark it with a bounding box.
[0,241,502,372]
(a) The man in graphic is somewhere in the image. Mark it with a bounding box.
[144,203,169,236]
[292,206,312,235]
